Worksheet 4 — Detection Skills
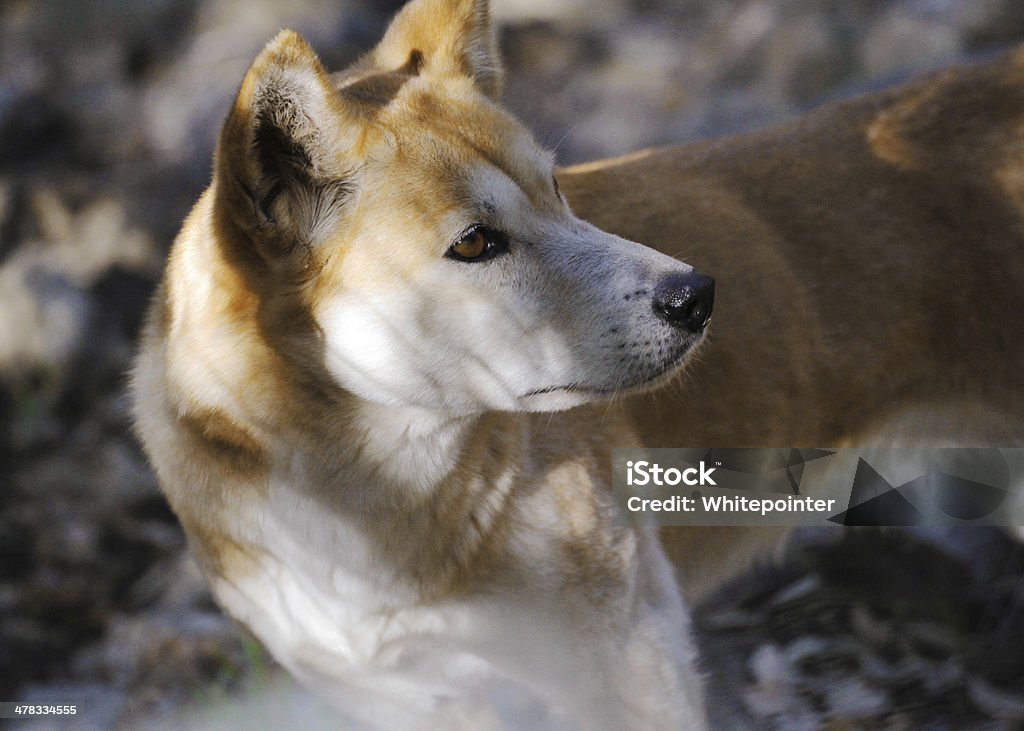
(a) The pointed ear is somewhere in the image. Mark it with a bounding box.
[215,30,357,263]
[370,0,502,98]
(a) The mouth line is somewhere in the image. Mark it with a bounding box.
[522,337,703,399]
[523,382,620,397]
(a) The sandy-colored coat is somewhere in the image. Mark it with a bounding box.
[133,0,1024,727]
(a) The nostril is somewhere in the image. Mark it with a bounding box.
[653,271,715,333]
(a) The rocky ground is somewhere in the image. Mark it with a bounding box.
[2,1,1023,729]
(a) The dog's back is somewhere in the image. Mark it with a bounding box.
[559,49,1024,596]
[562,48,1024,447]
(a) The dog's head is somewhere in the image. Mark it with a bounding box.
[213,0,712,413]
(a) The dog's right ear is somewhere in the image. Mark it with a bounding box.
[215,30,357,266]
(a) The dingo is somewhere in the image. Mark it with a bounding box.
[132,0,1024,727]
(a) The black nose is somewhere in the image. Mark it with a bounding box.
[652,271,715,333]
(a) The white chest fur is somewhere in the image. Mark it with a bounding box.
[210,474,573,729]
[197,398,705,729]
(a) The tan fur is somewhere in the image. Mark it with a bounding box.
[133,1,1024,727]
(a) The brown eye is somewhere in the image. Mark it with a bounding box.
[447,226,509,262]
[452,229,488,259]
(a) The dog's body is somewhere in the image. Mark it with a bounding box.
[132,0,1024,727]
[585,52,1024,593]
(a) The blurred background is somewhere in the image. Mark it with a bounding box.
[2,0,1024,728]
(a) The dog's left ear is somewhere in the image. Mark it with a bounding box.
[370,0,503,98]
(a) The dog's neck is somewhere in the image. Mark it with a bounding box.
[341,400,495,499]
[281,398,532,593]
